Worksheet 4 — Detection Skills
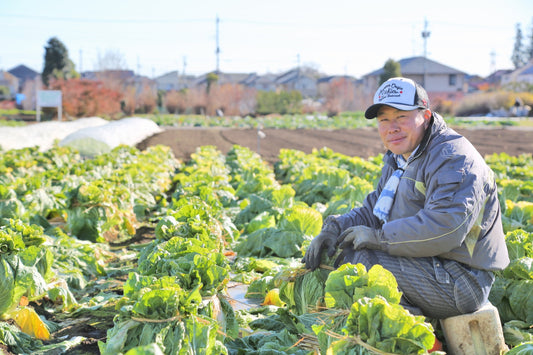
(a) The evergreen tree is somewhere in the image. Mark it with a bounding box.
[379,59,402,85]
[511,23,527,68]
[527,19,533,63]
[42,37,78,86]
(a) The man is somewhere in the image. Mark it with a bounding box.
[302,77,509,319]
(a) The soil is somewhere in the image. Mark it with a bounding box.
[137,126,533,165]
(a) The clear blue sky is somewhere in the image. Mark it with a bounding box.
[1,0,532,79]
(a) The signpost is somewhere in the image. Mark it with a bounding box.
[36,90,62,121]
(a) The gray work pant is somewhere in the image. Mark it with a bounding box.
[339,249,495,319]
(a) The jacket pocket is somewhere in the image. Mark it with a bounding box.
[433,170,464,202]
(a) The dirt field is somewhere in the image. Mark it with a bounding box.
[137,126,533,165]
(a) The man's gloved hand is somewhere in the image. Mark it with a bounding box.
[302,215,340,270]
[338,225,384,251]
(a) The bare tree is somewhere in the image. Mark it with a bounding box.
[94,49,128,71]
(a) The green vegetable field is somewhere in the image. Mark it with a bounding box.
[0,136,532,353]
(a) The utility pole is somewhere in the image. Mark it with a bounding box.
[180,56,187,89]
[421,18,430,87]
[490,50,496,75]
[215,15,220,73]
[79,49,83,73]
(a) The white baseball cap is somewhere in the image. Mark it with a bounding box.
[365,77,430,119]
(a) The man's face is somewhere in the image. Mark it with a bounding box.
[376,106,430,159]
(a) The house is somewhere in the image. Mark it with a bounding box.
[484,69,513,87]
[194,71,254,88]
[155,71,197,91]
[241,73,278,92]
[8,64,39,92]
[501,60,533,88]
[361,56,468,108]
[275,68,318,98]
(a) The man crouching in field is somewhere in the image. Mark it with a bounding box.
[302,77,509,319]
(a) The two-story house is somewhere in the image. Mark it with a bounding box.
[361,56,467,108]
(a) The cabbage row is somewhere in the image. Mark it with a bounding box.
[0,143,532,354]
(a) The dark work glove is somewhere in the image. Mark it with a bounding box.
[302,215,340,270]
[338,225,383,251]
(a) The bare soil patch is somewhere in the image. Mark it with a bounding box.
[137,126,533,164]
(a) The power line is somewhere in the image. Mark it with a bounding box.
[0,13,212,24]
[216,15,220,72]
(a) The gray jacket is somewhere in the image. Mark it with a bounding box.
[336,112,509,271]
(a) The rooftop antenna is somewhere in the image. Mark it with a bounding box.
[421,18,431,87]
[215,15,220,73]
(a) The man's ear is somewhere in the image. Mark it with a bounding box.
[423,109,431,129]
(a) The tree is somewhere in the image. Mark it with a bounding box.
[42,37,78,86]
[323,77,356,116]
[511,23,527,68]
[95,49,128,71]
[137,85,157,114]
[206,72,219,94]
[256,90,302,115]
[379,59,402,85]
[49,78,122,118]
[527,19,533,63]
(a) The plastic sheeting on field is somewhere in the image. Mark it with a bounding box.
[0,117,108,152]
[59,117,162,156]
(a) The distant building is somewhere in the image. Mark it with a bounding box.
[241,73,277,92]
[275,68,318,97]
[155,71,197,91]
[8,64,39,92]
[501,60,533,87]
[362,56,468,108]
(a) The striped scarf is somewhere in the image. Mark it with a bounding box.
[373,154,408,223]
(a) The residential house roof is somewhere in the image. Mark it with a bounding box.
[317,75,355,84]
[194,71,253,86]
[365,56,466,77]
[519,62,533,75]
[8,64,39,81]
[501,60,533,85]
[81,70,135,80]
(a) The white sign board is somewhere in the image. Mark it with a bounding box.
[36,90,62,121]
[37,90,62,107]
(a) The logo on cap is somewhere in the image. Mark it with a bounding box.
[377,83,404,102]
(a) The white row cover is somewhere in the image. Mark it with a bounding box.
[0,117,108,151]
[59,117,162,156]
[0,117,161,156]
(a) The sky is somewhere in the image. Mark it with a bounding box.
[1,0,532,80]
